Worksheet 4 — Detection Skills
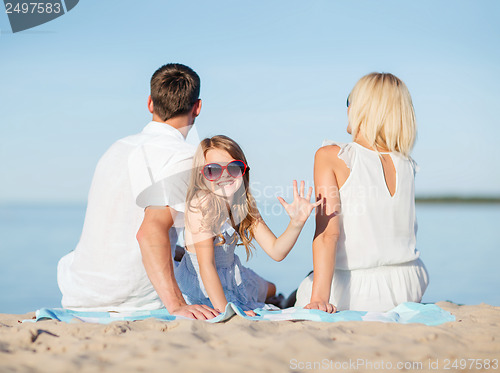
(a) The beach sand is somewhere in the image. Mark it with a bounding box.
[0,301,499,373]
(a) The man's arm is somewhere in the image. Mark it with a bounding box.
[136,205,218,319]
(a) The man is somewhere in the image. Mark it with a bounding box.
[57,64,218,320]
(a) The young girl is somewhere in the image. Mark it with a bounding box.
[174,135,319,315]
[295,72,429,312]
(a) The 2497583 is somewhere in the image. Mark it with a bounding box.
[443,358,499,370]
[5,2,62,14]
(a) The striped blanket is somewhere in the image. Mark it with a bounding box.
[27,302,455,325]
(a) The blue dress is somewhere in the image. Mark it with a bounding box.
[174,221,269,311]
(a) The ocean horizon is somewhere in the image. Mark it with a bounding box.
[1,201,499,314]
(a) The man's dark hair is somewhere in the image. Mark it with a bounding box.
[150,63,200,121]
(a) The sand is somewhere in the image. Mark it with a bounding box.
[0,301,499,373]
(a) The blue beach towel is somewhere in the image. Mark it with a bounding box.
[27,302,454,326]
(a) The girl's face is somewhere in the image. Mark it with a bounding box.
[203,148,244,199]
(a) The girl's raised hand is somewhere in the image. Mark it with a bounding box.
[277,180,321,226]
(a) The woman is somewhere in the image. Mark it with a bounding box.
[295,72,429,312]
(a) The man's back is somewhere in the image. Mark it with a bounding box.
[57,122,195,311]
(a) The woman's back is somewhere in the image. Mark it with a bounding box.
[326,140,420,270]
[296,139,427,311]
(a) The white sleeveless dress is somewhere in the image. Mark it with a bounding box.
[295,141,429,312]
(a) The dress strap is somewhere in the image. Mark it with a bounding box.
[322,140,356,170]
[220,219,236,236]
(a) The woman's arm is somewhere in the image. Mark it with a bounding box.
[304,146,342,313]
[185,208,229,313]
[253,180,320,262]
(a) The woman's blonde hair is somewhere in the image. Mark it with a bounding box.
[348,72,417,157]
[186,135,260,260]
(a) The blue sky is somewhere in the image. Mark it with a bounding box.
[1,0,499,204]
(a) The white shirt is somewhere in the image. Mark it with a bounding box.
[57,121,196,311]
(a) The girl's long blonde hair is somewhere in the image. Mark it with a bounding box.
[186,135,260,260]
[348,72,417,157]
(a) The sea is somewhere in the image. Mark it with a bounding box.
[0,202,499,314]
